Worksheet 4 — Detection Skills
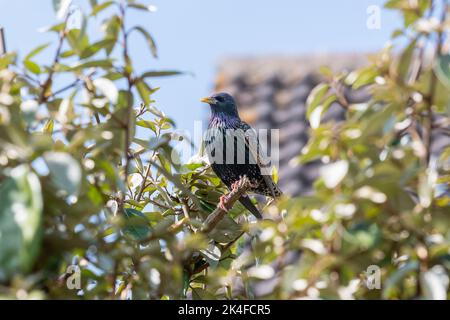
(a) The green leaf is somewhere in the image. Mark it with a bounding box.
[434,54,450,88]
[117,89,133,110]
[308,93,336,129]
[43,152,82,197]
[136,119,157,132]
[90,1,115,16]
[80,39,115,59]
[0,52,17,69]
[43,119,54,134]
[39,22,65,33]
[25,43,51,60]
[384,0,403,9]
[70,59,113,71]
[136,79,155,105]
[52,0,71,19]
[102,15,120,55]
[132,26,158,58]
[23,60,41,75]
[149,135,171,150]
[391,29,404,38]
[346,66,378,89]
[383,261,419,299]
[128,3,150,11]
[146,103,165,118]
[60,49,75,58]
[0,165,43,281]
[343,223,381,250]
[141,70,184,78]
[191,288,216,300]
[306,83,329,119]
[123,208,152,240]
[397,38,418,82]
[88,0,98,8]
[208,216,243,243]
[200,243,221,268]
[66,29,90,56]
[133,137,149,149]
[76,12,88,48]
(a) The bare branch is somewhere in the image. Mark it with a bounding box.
[423,0,448,165]
[38,14,70,104]
[0,26,7,55]
[201,176,251,234]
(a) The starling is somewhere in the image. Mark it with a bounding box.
[201,92,282,219]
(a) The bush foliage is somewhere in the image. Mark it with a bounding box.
[0,0,449,299]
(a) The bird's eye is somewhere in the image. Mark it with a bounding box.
[215,96,224,102]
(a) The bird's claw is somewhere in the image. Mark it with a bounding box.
[231,175,256,191]
[218,195,229,212]
[231,180,241,191]
[249,180,258,188]
[234,176,257,190]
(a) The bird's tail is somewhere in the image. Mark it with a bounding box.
[239,195,263,219]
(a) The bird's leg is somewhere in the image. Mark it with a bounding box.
[237,175,258,189]
[218,194,230,212]
[219,178,245,212]
[219,176,252,212]
[230,180,241,191]
[249,180,259,189]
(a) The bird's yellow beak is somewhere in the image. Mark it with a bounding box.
[200,96,217,104]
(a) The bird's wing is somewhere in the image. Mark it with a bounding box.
[236,122,281,198]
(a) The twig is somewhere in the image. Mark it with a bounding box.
[136,176,251,244]
[50,68,97,98]
[181,200,191,220]
[110,261,118,299]
[330,80,349,109]
[201,176,251,234]
[423,0,447,165]
[135,129,160,203]
[135,164,152,202]
[119,3,135,210]
[148,157,201,210]
[38,14,70,104]
[137,217,188,244]
[408,0,436,85]
[51,78,83,97]
[0,26,7,55]
[146,197,171,211]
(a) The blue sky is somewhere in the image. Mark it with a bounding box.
[1,0,401,133]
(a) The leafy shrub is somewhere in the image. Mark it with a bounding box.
[0,0,448,299]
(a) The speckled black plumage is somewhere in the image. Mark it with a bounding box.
[202,92,282,219]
